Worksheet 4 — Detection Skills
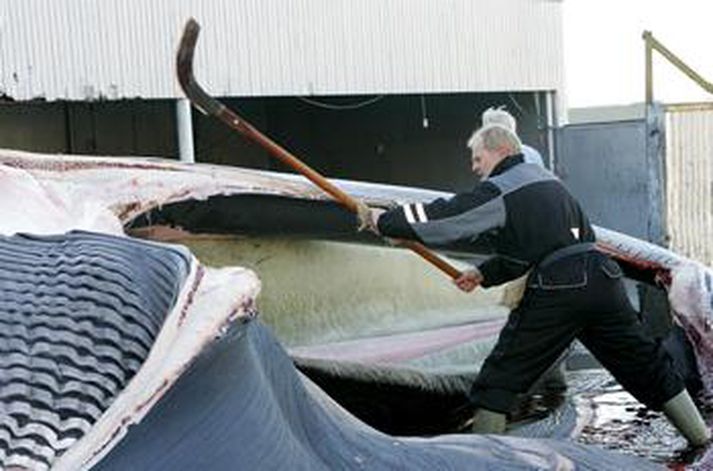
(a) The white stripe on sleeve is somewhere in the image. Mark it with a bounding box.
[403,204,416,224]
[414,203,428,223]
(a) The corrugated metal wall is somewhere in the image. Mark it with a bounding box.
[665,103,713,265]
[0,0,563,101]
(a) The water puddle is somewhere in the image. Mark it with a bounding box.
[570,369,708,467]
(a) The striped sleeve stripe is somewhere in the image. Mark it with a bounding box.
[414,203,428,223]
[402,204,416,224]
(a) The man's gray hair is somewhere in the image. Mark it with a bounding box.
[481,106,517,133]
[467,124,522,153]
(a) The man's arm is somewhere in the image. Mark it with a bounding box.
[355,195,499,290]
[374,183,504,246]
[476,256,529,288]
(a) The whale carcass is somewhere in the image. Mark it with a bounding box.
[0,149,709,469]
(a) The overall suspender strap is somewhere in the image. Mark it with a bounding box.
[537,242,597,269]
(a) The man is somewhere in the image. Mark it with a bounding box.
[357,124,710,446]
[481,106,544,167]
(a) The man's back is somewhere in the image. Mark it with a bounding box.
[484,160,594,272]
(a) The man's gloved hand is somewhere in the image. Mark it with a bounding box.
[453,268,483,293]
[355,200,384,234]
[355,200,376,233]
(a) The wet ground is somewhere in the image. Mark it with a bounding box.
[568,369,707,467]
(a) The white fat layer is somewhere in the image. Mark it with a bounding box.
[0,165,122,236]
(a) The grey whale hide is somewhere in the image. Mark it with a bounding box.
[0,231,191,470]
[95,319,661,471]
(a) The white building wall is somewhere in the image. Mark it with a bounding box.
[0,0,564,101]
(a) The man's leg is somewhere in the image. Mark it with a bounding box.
[527,349,569,395]
[580,310,710,445]
[469,290,580,432]
[578,257,709,445]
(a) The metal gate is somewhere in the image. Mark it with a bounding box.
[556,119,653,241]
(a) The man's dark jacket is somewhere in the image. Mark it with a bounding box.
[378,154,595,286]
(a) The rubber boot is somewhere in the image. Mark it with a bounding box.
[471,408,506,434]
[662,389,710,447]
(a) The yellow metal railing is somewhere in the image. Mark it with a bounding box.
[643,31,713,104]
